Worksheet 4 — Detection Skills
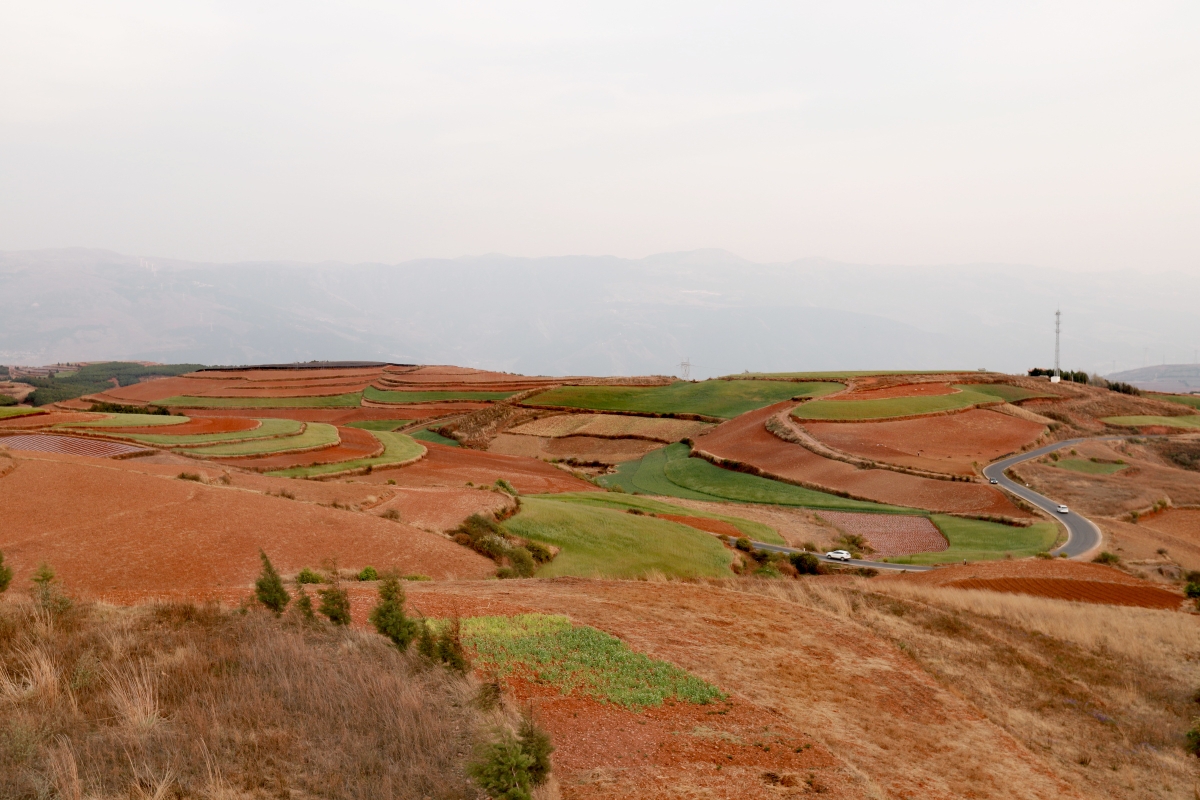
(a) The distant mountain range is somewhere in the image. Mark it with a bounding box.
[2,248,1196,380]
[1107,364,1200,394]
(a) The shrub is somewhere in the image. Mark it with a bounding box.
[296,567,324,584]
[294,587,315,621]
[524,540,554,564]
[1093,551,1120,565]
[790,552,824,575]
[417,620,438,660]
[177,471,203,482]
[369,573,418,649]
[1187,723,1200,757]
[318,584,351,626]
[517,713,554,787]
[380,508,402,522]
[0,549,11,593]
[357,565,379,581]
[468,729,535,800]
[437,617,469,673]
[505,546,536,578]
[89,401,173,415]
[31,562,72,614]
[1035,551,1053,559]
[734,537,754,552]
[1185,583,1200,600]
[255,551,291,614]
[494,479,517,496]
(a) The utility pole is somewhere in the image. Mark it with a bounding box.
[1054,309,1061,377]
[678,357,693,380]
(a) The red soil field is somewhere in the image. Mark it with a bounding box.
[196,368,385,382]
[362,442,598,495]
[90,416,262,436]
[942,577,1183,609]
[0,433,151,459]
[0,450,494,596]
[1141,508,1200,539]
[98,376,237,403]
[488,433,662,464]
[191,384,371,398]
[383,365,550,384]
[892,558,1154,587]
[831,382,956,401]
[816,511,947,556]
[805,409,1045,476]
[187,406,477,424]
[0,411,93,429]
[695,404,1031,518]
[656,514,743,537]
[374,486,515,533]
[208,425,383,470]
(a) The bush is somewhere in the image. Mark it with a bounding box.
[357,565,379,581]
[369,573,418,649]
[437,617,469,673]
[518,713,554,787]
[296,567,324,584]
[524,540,554,564]
[255,551,291,614]
[468,730,535,800]
[1185,583,1200,599]
[1187,723,1200,757]
[505,546,536,578]
[294,587,315,621]
[178,472,203,482]
[318,585,351,626]
[1093,551,1120,565]
[0,550,11,593]
[379,508,402,522]
[790,552,824,575]
[31,562,72,614]
[734,537,754,552]
[417,620,438,660]
[89,401,173,415]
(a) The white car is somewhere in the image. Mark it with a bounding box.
[1056,504,1070,514]
[989,478,999,485]
[825,550,853,562]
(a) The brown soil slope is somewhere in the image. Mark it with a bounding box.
[366,442,597,494]
[697,405,1031,517]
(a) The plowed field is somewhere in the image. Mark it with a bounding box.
[696,404,1030,517]
[364,442,598,494]
[209,425,382,470]
[187,405,478,423]
[1141,508,1200,539]
[832,382,956,400]
[488,433,662,464]
[816,511,947,556]
[805,409,1045,476]
[942,577,1183,609]
[97,376,237,403]
[0,433,150,459]
[0,411,96,429]
[89,417,261,436]
[656,514,743,537]
[509,413,714,441]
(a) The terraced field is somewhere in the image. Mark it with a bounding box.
[363,386,517,404]
[158,393,363,408]
[955,383,1051,403]
[1103,415,1200,430]
[508,413,713,442]
[62,413,190,428]
[182,422,340,457]
[793,386,1001,421]
[95,418,302,446]
[525,380,841,419]
[1155,394,1200,410]
[344,419,412,431]
[887,516,1060,565]
[0,407,44,420]
[267,430,426,478]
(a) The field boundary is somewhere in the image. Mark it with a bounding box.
[58,421,308,450]
[177,424,346,460]
[517,403,725,424]
[792,398,1005,424]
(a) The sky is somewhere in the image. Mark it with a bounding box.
[2,2,1199,271]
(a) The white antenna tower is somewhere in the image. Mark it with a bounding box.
[1054,309,1061,376]
[678,357,693,380]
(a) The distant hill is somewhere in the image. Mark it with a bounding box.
[2,248,1197,379]
[1106,364,1200,394]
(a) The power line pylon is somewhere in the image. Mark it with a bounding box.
[678,357,693,380]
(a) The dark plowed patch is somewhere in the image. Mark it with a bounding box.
[946,577,1184,609]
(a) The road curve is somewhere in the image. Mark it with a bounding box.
[983,438,1107,559]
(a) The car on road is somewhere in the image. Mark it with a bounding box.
[989,478,998,484]
[825,550,853,562]
[1056,504,1070,514]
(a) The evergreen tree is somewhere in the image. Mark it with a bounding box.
[318,584,351,625]
[517,713,554,787]
[369,572,417,649]
[0,550,11,593]
[437,616,469,673]
[254,551,290,614]
[417,619,438,660]
[294,585,315,621]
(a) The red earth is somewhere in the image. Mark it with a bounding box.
[0,411,91,429]
[0,433,151,459]
[207,425,383,470]
[358,442,598,495]
[656,514,743,537]
[90,416,262,436]
[815,511,948,556]
[695,404,1031,518]
[188,405,487,423]
[831,382,957,401]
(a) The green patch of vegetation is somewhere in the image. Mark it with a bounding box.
[363,386,516,404]
[461,614,724,710]
[345,419,412,431]
[105,418,304,446]
[267,431,426,478]
[1104,415,1200,430]
[533,492,783,544]
[499,497,734,579]
[599,445,722,500]
[159,393,363,408]
[1154,394,1200,410]
[0,394,17,407]
[0,407,43,419]
[954,384,1049,403]
[887,516,1060,565]
[793,386,1000,421]
[410,428,460,447]
[525,380,841,420]
[21,362,205,406]
[1054,458,1127,476]
[183,422,340,457]
[60,412,191,428]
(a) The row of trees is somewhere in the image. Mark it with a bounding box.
[1027,368,1141,394]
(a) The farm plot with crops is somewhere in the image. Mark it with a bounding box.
[815,511,947,557]
[793,386,1001,421]
[954,383,1051,403]
[525,380,841,419]
[363,386,517,404]
[182,422,340,457]
[887,516,1060,565]
[267,431,426,478]
[92,418,303,447]
[508,413,713,441]
[158,393,363,408]
[1103,415,1200,430]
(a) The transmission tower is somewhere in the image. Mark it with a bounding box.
[678,357,693,380]
[1054,309,1061,377]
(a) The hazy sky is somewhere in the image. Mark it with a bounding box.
[2,2,1198,270]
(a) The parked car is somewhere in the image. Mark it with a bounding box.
[1056,504,1069,514]
[825,549,853,562]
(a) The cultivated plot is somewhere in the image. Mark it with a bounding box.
[525,380,841,419]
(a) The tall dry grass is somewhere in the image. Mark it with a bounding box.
[0,595,489,799]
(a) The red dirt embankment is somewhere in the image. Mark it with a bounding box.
[90,417,261,436]
[361,442,597,494]
[98,377,237,403]
[696,404,1031,518]
[0,411,93,429]
[831,382,957,401]
[805,409,1045,477]
[0,450,494,596]
[208,426,383,471]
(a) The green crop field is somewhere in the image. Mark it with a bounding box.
[363,386,516,404]
[268,431,425,478]
[158,393,363,408]
[345,419,412,431]
[409,428,460,447]
[1154,394,1200,410]
[1054,458,1127,476]
[62,413,191,428]
[600,443,914,514]
[887,516,1060,565]
[793,386,999,421]
[529,492,783,544]
[182,422,340,457]
[525,380,841,419]
[500,496,735,579]
[0,407,43,420]
[110,418,303,446]
[461,614,724,710]
[954,384,1049,403]
[1103,415,1200,430]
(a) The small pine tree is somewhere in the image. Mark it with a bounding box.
[468,730,534,800]
[295,586,315,621]
[318,584,351,625]
[437,616,469,673]
[517,712,554,786]
[0,550,12,593]
[417,620,438,660]
[369,572,417,649]
[30,562,71,614]
[255,551,290,614]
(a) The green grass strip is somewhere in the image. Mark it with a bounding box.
[1154,394,1200,410]
[61,413,191,427]
[267,431,425,477]
[793,387,999,421]
[0,407,46,419]
[345,419,413,431]
[887,516,1059,565]
[953,384,1050,403]
[501,497,735,579]
[530,492,783,544]
[461,614,724,710]
[182,422,340,457]
[158,393,363,408]
[410,428,460,447]
[1103,415,1200,429]
[525,380,841,419]
[363,386,516,404]
[1053,458,1127,475]
[104,418,303,445]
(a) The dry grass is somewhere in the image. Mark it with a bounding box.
[734,577,1200,799]
[0,595,490,799]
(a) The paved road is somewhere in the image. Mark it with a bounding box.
[982,438,1108,558]
[749,540,935,572]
